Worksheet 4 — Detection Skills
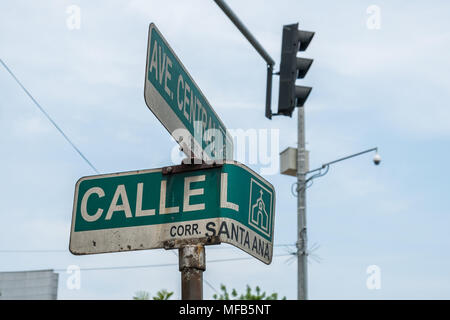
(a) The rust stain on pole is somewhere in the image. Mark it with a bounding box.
[179,244,205,300]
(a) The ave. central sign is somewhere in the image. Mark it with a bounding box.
[144,23,233,162]
[69,161,275,264]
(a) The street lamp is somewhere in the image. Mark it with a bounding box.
[303,147,381,189]
[280,146,381,300]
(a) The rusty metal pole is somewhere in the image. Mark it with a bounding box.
[179,244,205,300]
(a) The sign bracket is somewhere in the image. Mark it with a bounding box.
[163,236,221,250]
[161,162,223,175]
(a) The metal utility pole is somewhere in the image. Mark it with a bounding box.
[213,4,317,299]
[297,106,308,300]
[274,23,315,300]
[275,22,380,301]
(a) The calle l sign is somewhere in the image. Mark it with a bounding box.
[70,161,275,264]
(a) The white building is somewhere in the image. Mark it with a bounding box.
[0,269,58,300]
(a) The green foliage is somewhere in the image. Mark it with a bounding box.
[133,289,173,300]
[213,284,286,300]
[134,285,284,300]
[133,290,150,300]
[153,289,174,300]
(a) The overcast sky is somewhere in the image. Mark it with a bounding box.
[1,0,450,299]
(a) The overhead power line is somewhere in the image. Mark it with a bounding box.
[0,254,292,274]
[0,58,99,174]
[0,244,296,253]
[49,253,293,273]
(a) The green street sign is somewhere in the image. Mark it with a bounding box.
[144,23,233,162]
[69,161,275,264]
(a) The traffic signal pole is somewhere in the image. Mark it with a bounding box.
[213,0,275,119]
[213,3,314,299]
[275,23,314,299]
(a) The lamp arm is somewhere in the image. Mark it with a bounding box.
[306,147,378,176]
[292,147,379,194]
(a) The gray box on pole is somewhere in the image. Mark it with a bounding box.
[280,147,309,176]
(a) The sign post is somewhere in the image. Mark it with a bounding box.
[179,244,205,300]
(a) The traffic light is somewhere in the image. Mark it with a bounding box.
[277,23,314,117]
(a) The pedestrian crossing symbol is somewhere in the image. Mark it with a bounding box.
[248,178,273,238]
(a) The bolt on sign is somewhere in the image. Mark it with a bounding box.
[144,23,234,162]
[69,161,275,264]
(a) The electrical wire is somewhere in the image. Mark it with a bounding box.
[0,244,296,253]
[0,58,99,174]
[47,253,293,273]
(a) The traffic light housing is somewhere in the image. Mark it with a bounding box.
[277,23,314,116]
